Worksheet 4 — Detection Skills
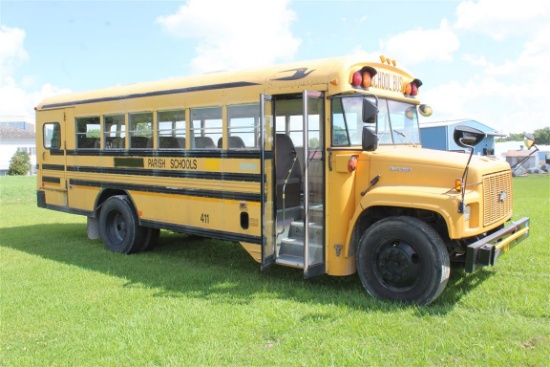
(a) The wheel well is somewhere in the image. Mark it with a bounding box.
[348,206,449,257]
[92,188,129,217]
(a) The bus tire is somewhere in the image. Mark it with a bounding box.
[99,195,144,254]
[356,216,450,305]
[139,227,160,252]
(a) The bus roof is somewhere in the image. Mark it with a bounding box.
[36,56,421,110]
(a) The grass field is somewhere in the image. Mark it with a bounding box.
[1,175,549,366]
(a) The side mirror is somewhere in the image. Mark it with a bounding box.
[362,126,378,151]
[362,99,378,123]
[418,104,433,117]
[453,125,485,148]
[524,133,536,149]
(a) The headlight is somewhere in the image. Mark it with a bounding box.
[464,205,471,221]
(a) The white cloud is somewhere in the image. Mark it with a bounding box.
[156,0,301,73]
[454,0,550,40]
[420,1,550,134]
[379,19,459,65]
[0,26,70,125]
[0,25,28,78]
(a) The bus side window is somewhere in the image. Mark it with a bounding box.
[76,117,100,149]
[43,122,61,149]
[104,115,126,149]
[129,112,153,149]
[227,104,260,149]
[190,107,222,149]
[158,110,186,149]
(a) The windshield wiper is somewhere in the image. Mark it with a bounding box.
[393,129,417,146]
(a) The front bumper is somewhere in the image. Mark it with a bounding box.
[465,217,530,273]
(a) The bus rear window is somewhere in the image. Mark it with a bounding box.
[43,122,61,149]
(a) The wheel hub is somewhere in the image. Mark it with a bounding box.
[377,242,421,287]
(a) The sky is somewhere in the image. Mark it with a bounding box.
[1,0,549,134]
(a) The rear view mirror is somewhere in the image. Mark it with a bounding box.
[418,104,433,117]
[453,125,485,148]
[524,134,536,149]
[362,99,378,123]
[362,126,378,151]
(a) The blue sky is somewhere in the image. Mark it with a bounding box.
[1,0,549,134]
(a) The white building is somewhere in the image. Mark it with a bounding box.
[0,126,37,175]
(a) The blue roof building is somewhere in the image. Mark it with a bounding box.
[420,119,505,156]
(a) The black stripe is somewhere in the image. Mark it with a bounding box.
[67,165,261,182]
[42,164,65,171]
[42,176,61,183]
[41,81,261,109]
[66,149,271,159]
[70,179,261,202]
[42,203,92,217]
[140,219,262,244]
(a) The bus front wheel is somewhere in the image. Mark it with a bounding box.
[356,216,450,305]
[99,195,144,254]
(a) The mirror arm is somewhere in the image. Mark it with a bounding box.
[511,144,540,173]
[458,141,476,214]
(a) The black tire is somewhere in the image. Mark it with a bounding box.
[99,195,144,254]
[356,216,450,305]
[139,227,160,252]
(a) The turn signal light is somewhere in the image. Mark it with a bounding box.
[455,178,462,192]
[348,155,358,172]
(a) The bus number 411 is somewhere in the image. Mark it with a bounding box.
[200,213,210,224]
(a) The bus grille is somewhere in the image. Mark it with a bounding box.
[483,171,513,227]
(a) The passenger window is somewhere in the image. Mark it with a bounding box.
[158,110,186,149]
[43,122,61,149]
[227,104,260,149]
[129,112,153,149]
[190,107,222,149]
[76,117,100,149]
[104,115,126,149]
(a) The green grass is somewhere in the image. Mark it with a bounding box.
[1,175,549,366]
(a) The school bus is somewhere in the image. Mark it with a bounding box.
[35,55,531,305]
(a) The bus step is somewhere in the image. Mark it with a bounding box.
[279,237,323,260]
[288,221,323,242]
[276,255,304,268]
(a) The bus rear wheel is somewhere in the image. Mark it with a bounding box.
[356,216,450,305]
[99,195,144,254]
[139,227,160,252]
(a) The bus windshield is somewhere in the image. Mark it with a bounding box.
[331,96,421,146]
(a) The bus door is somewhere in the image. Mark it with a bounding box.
[260,94,276,269]
[37,108,72,208]
[268,91,325,278]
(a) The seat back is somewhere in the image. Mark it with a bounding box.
[275,134,302,209]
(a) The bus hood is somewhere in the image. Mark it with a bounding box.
[364,146,511,191]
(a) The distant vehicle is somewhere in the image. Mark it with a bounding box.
[35,55,531,305]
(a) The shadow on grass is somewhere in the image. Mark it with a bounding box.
[1,222,493,314]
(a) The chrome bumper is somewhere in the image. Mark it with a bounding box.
[465,217,530,273]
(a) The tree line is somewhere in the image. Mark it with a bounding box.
[496,127,550,145]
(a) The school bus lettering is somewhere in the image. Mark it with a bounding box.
[35,55,531,305]
[170,158,197,170]
[200,213,210,224]
[147,158,166,169]
[371,70,403,92]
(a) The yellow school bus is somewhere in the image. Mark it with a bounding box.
[35,55,530,305]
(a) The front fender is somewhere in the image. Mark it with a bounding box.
[345,186,464,258]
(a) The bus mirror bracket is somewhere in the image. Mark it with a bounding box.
[362,126,378,151]
[453,125,486,214]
